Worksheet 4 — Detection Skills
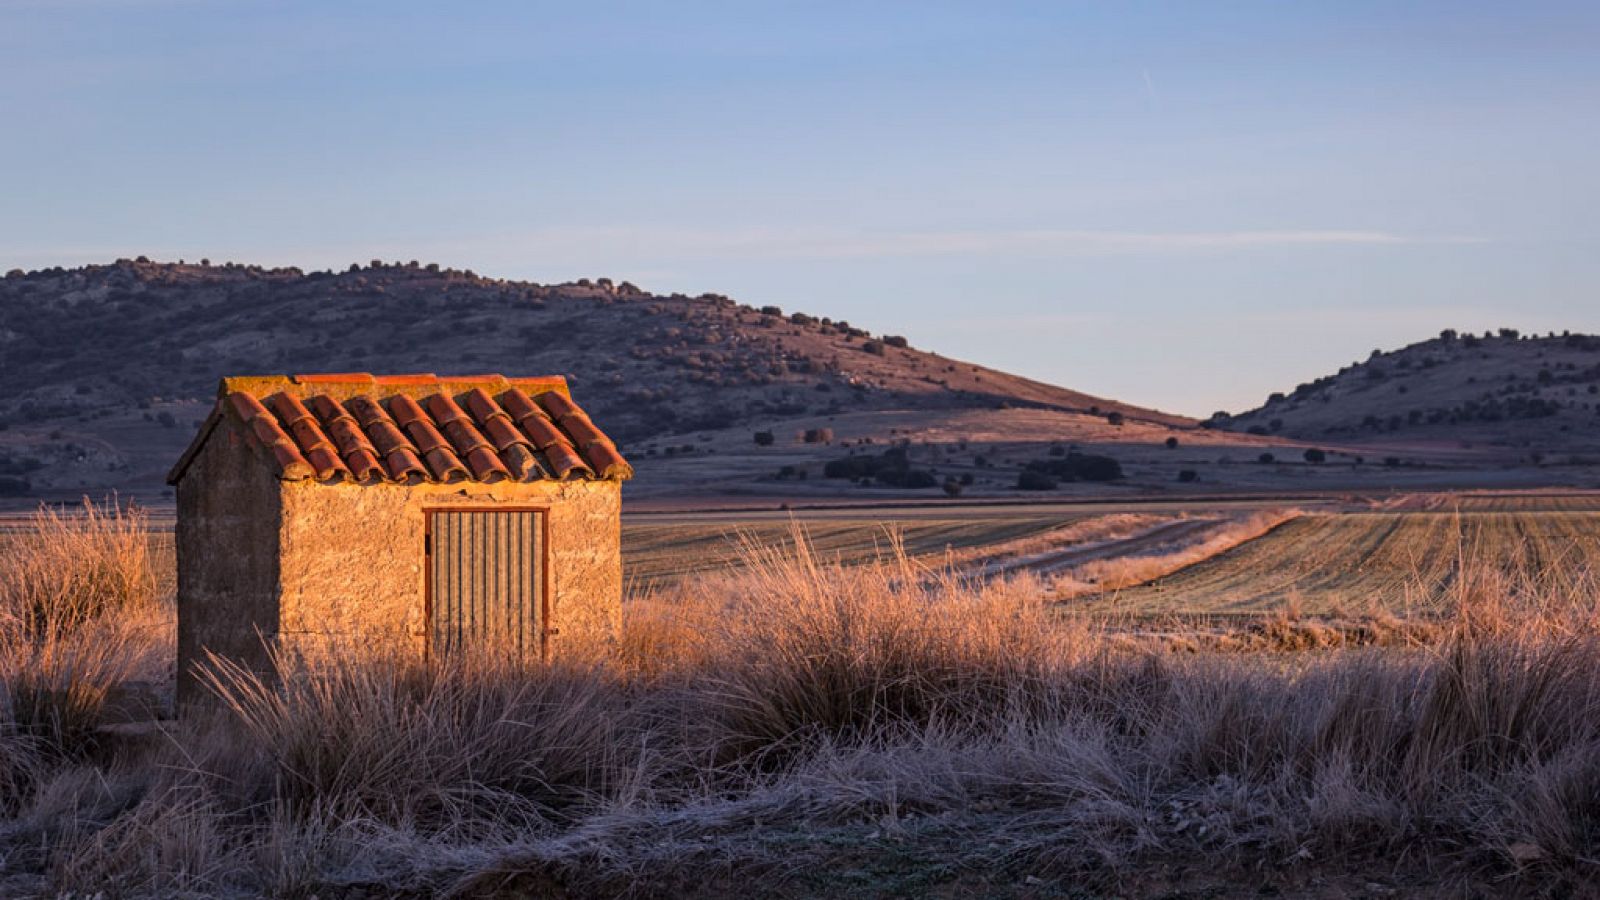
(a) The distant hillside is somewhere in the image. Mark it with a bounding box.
[0,258,1187,497]
[1212,329,1600,450]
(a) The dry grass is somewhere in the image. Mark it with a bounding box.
[0,501,171,816]
[4,520,1600,896]
[0,498,160,629]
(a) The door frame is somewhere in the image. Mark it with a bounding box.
[422,505,552,663]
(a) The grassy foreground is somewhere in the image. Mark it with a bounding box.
[2,507,1600,897]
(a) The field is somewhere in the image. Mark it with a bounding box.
[1424,492,1600,512]
[4,494,1600,897]
[1097,509,1600,617]
[621,514,1073,588]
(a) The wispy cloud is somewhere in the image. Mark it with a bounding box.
[1141,68,1160,107]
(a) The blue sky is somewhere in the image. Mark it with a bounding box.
[3,1,1597,416]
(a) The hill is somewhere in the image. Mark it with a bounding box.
[0,258,1189,499]
[1211,329,1600,455]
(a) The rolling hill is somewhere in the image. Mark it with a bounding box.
[0,258,1190,499]
[1212,329,1600,454]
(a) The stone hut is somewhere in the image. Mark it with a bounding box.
[167,373,632,705]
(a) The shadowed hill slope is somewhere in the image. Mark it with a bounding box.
[1212,329,1600,452]
[0,258,1187,497]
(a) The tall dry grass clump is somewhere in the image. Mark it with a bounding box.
[0,498,159,629]
[683,534,1085,765]
[0,499,171,807]
[197,649,645,831]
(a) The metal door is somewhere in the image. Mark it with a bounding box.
[426,508,547,660]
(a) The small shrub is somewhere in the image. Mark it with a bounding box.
[1023,452,1123,483]
[1165,436,1179,449]
[753,430,775,447]
[1016,470,1057,491]
[1303,448,1327,464]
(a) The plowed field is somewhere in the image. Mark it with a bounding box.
[1096,511,1600,616]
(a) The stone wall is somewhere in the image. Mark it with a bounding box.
[174,425,284,708]
[276,478,622,661]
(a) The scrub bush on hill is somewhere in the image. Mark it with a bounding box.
[1016,469,1057,490]
[1022,451,1123,483]
[822,447,937,488]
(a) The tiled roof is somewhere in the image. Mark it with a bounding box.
[168,374,630,485]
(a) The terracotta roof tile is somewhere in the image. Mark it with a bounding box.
[227,393,316,480]
[171,373,629,486]
[424,392,470,427]
[269,442,315,479]
[498,388,547,424]
[342,447,387,483]
[532,386,632,478]
[386,448,430,485]
[425,394,503,478]
[540,443,592,479]
[422,447,470,482]
[462,445,511,482]
[520,415,569,451]
[307,396,386,482]
[537,391,580,420]
[479,415,526,453]
[461,387,505,423]
[583,441,632,480]
[557,412,608,449]
[499,444,543,480]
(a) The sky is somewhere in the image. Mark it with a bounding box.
[3,1,1598,417]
